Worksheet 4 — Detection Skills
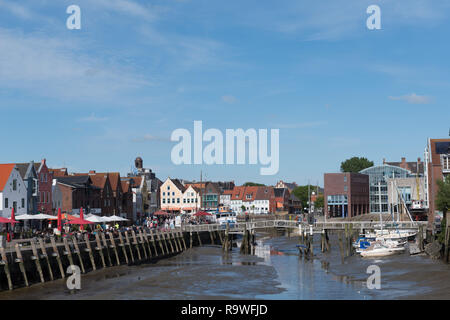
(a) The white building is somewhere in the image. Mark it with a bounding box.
[181,185,201,214]
[0,164,28,217]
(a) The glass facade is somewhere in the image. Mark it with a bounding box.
[360,165,413,213]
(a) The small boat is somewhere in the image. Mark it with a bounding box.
[359,242,405,258]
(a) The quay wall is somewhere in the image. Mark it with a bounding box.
[0,229,223,291]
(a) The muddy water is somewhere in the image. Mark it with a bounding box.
[0,233,449,300]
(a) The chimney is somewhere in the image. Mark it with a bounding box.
[41,158,46,165]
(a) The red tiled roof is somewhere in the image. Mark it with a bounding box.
[0,164,15,192]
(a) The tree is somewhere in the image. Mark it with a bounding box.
[340,157,374,173]
[243,182,265,186]
[291,185,313,210]
[314,194,324,210]
[436,177,450,221]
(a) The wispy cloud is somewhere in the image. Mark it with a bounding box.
[221,95,237,104]
[131,134,171,143]
[0,28,153,103]
[78,113,109,122]
[275,121,328,129]
[388,93,432,104]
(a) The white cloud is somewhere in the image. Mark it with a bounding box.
[78,114,109,122]
[221,95,237,104]
[388,93,432,104]
[0,0,33,19]
[0,28,153,102]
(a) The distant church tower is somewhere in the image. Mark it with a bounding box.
[135,157,143,171]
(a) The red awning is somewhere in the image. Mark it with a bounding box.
[193,211,212,217]
[65,218,94,225]
[154,210,169,216]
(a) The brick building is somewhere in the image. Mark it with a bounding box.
[324,173,370,218]
[425,138,450,230]
[34,159,53,215]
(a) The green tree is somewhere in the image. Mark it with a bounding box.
[340,157,374,173]
[291,185,313,210]
[243,182,265,186]
[314,194,324,210]
[436,177,450,220]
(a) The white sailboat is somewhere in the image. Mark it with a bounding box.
[359,242,405,258]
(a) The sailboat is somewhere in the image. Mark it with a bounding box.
[359,241,406,257]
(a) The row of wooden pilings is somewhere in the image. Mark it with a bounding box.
[0,228,223,291]
[296,224,360,260]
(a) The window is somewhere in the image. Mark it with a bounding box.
[344,186,348,192]
[13,179,17,191]
[163,199,166,204]
[163,192,165,196]
[177,198,180,203]
[167,186,170,190]
[21,198,25,208]
[183,199,186,203]
[172,192,175,196]
[344,176,347,182]
[5,198,8,208]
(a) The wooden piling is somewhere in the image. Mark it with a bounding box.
[0,247,13,290]
[63,237,75,267]
[142,229,153,258]
[217,230,223,245]
[117,232,129,264]
[165,232,175,253]
[14,243,29,287]
[137,230,148,260]
[124,231,135,263]
[209,231,214,245]
[179,231,187,250]
[131,230,142,261]
[101,232,113,266]
[38,238,53,281]
[95,233,107,268]
[71,236,85,274]
[50,236,65,278]
[84,233,96,271]
[149,230,159,256]
[108,233,121,265]
[156,231,166,255]
[30,239,45,283]
[189,231,193,249]
[197,231,202,246]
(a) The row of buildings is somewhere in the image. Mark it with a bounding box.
[0,155,303,223]
[324,137,450,228]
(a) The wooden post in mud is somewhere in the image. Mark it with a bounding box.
[131,230,142,261]
[50,236,65,278]
[309,225,314,258]
[156,231,166,256]
[101,232,113,266]
[179,231,187,250]
[325,229,330,252]
[30,239,45,283]
[117,232,129,264]
[223,223,229,252]
[0,247,13,290]
[95,233,107,268]
[72,236,85,274]
[197,231,202,246]
[321,229,325,253]
[108,232,121,265]
[84,233,96,271]
[444,216,450,263]
[14,243,29,287]
[217,230,223,245]
[142,229,153,258]
[189,231,193,249]
[149,230,159,256]
[209,231,214,245]
[169,231,181,252]
[165,232,175,253]
[338,231,345,262]
[175,231,183,251]
[63,237,75,267]
[137,230,148,260]
[38,238,54,281]
[124,231,135,263]
[160,231,170,254]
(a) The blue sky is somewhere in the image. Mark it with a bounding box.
[0,0,449,186]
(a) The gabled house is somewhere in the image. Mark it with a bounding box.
[160,178,186,214]
[52,175,101,214]
[181,185,201,214]
[34,159,53,214]
[121,176,146,223]
[16,162,39,214]
[0,164,29,217]
[230,186,275,214]
[120,179,133,221]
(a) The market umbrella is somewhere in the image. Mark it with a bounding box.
[57,208,62,232]
[79,207,85,231]
[193,210,212,217]
[108,215,129,222]
[154,210,169,216]
[85,214,106,223]
[65,218,94,225]
[0,217,12,223]
[8,208,18,224]
[15,214,36,220]
[32,213,55,220]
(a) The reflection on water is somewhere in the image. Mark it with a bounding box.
[0,232,449,300]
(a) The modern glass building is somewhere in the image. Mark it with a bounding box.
[360,165,415,213]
